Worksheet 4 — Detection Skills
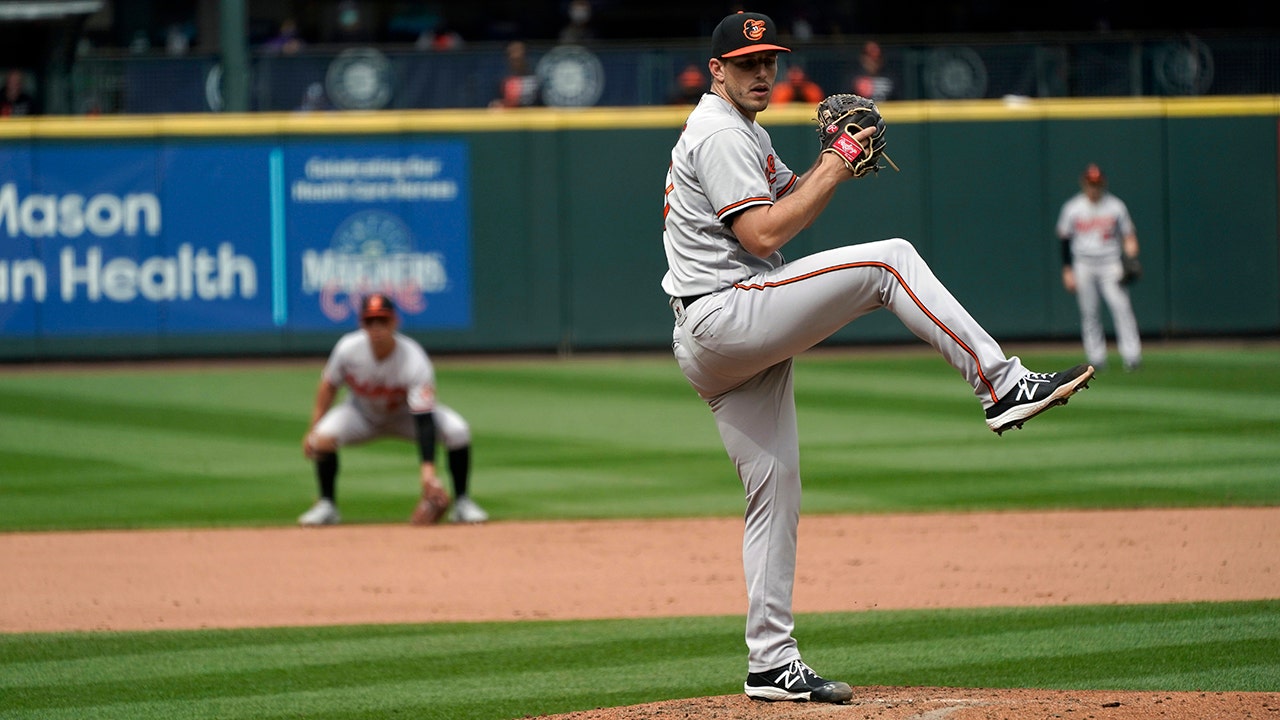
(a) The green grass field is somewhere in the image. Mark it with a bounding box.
[2,340,1278,718]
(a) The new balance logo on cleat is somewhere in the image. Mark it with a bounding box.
[985,364,1095,435]
[1014,375,1051,401]
[744,659,854,704]
[775,664,805,690]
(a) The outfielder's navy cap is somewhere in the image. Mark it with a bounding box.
[712,11,790,58]
[360,293,396,320]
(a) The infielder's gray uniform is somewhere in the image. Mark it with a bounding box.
[662,93,1032,672]
[314,330,470,451]
[1056,191,1142,370]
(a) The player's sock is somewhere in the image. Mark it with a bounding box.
[316,452,338,502]
[448,446,470,497]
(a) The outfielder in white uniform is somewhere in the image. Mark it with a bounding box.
[663,11,1096,704]
[298,293,489,526]
[1057,163,1143,372]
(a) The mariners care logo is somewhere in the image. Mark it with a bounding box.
[301,209,448,322]
[290,148,467,327]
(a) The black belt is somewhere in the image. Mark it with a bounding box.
[679,293,709,308]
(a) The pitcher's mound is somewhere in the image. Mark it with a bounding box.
[536,687,1280,720]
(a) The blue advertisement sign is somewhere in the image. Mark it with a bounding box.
[0,145,36,336]
[0,138,472,338]
[157,145,275,333]
[281,139,472,330]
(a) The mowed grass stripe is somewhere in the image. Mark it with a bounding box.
[813,601,1280,690]
[2,620,736,688]
[0,415,299,473]
[1,344,1277,530]
[454,387,717,448]
[803,434,1277,471]
[1,602,1276,719]
[795,363,1280,424]
[0,387,302,445]
[0,368,316,412]
[1,619,741,719]
[445,361,698,403]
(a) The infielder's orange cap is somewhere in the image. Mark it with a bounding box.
[712,11,791,58]
[360,293,397,320]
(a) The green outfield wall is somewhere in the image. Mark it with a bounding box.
[0,96,1276,361]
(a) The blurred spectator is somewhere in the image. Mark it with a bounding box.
[772,64,824,104]
[852,41,895,100]
[789,11,814,42]
[668,63,706,105]
[331,0,372,42]
[417,22,464,51]
[165,23,191,55]
[263,18,305,55]
[128,30,151,53]
[297,82,330,112]
[1,70,37,117]
[80,95,104,116]
[559,0,596,43]
[490,40,541,108]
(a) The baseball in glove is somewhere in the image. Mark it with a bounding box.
[1121,255,1143,285]
[814,93,899,178]
[410,484,451,525]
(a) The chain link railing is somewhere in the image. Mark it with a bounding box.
[67,33,1279,115]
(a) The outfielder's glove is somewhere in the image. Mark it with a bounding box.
[814,93,899,178]
[410,484,451,525]
[1121,255,1143,285]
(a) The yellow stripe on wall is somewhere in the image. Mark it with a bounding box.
[0,95,1276,139]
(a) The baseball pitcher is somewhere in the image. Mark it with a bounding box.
[662,10,1095,704]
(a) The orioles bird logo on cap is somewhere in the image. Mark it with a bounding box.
[743,18,766,41]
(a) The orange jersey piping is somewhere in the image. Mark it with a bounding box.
[731,261,1000,402]
[716,196,772,220]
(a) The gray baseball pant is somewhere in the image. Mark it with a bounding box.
[670,238,1027,672]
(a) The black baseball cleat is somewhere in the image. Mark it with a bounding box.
[985,364,1095,435]
[744,659,853,703]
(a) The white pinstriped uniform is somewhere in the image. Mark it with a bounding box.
[313,330,470,451]
[662,93,1030,672]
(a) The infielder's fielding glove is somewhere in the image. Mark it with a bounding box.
[814,93,899,178]
[410,484,451,525]
[1121,255,1143,285]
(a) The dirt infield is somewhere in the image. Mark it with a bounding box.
[3,507,1278,719]
[548,688,1280,720]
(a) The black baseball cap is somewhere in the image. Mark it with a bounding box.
[712,11,791,59]
[1082,163,1106,185]
[360,293,397,320]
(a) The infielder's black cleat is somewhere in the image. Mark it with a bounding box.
[985,364,1095,435]
[744,659,853,703]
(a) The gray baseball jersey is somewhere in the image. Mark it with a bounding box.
[662,94,796,298]
[314,330,469,449]
[663,93,1030,672]
[1056,191,1134,261]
